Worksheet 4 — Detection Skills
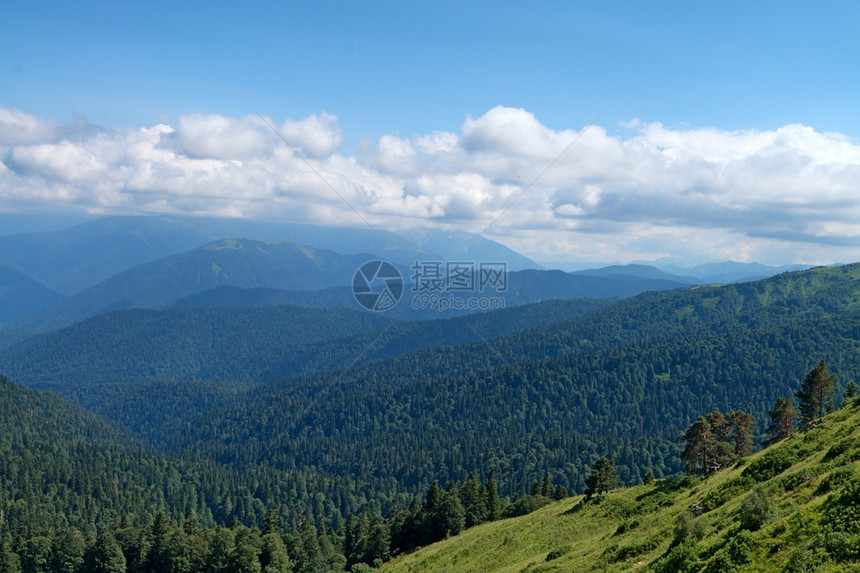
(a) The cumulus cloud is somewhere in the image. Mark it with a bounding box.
[171,114,273,160]
[1,104,860,264]
[0,107,57,145]
[278,112,343,157]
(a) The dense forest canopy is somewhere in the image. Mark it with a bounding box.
[2,262,860,571]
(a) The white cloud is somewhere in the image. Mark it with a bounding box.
[278,112,343,157]
[2,105,860,265]
[172,114,272,160]
[0,107,57,145]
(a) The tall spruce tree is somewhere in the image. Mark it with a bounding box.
[540,472,553,497]
[795,360,836,424]
[458,473,487,528]
[260,508,291,573]
[0,538,20,573]
[229,527,262,573]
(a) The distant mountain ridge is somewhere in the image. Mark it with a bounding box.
[400,228,541,271]
[573,263,700,284]
[535,260,811,284]
[0,215,538,295]
[659,261,812,283]
[10,241,698,332]
[10,237,377,332]
[0,265,65,325]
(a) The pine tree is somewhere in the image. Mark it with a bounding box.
[364,517,390,566]
[146,513,186,573]
[0,538,21,573]
[342,514,356,565]
[795,360,836,424]
[726,410,755,458]
[584,457,617,500]
[0,537,20,573]
[764,398,798,445]
[423,482,443,513]
[204,527,235,573]
[20,537,50,573]
[183,509,199,536]
[263,507,280,536]
[681,416,733,474]
[438,485,465,538]
[348,507,371,567]
[291,520,325,573]
[706,411,731,442]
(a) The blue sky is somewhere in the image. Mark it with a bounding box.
[5,2,859,142]
[2,1,860,265]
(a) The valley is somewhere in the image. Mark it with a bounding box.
[1,216,858,572]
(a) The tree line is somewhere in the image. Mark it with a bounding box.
[0,467,574,573]
[680,360,854,475]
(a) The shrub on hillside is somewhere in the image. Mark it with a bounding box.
[700,475,755,512]
[501,494,550,518]
[822,437,860,463]
[814,531,860,562]
[738,486,774,531]
[704,530,754,572]
[742,450,798,482]
[784,546,826,572]
[780,470,813,492]
[816,466,857,495]
[545,546,571,561]
[652,539,701,573]
[822,476,860,534]
[672,511,706,547]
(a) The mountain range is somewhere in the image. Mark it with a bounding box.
[2,213,856,572]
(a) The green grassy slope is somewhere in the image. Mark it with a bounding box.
[384,399,860,572]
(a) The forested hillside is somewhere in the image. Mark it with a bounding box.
[384,397,860,572]
[0,374,411,538]
[37,263,860,499]
[3,262,860,572]
[1,306,394,386]
[0,265,64,324]
[165,312,860,498]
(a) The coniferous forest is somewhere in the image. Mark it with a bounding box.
[2,252,860,571]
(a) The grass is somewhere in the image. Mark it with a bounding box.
[383,398,860,572]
